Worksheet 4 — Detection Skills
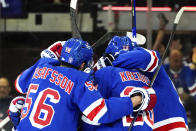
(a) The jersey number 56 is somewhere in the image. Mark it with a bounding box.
[21,84,60,129]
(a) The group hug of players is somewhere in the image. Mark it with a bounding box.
[7,35,188,131]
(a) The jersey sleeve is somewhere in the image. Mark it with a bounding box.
[81,115,99,131]
[14,58,60,94]
[15,64,38,94]
[113,47,160,73]
[73,78,133,124]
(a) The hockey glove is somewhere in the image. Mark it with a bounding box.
[41,41,65,60]
[93,54,115,71]
[8,96,25,128]
[130,87,156,112]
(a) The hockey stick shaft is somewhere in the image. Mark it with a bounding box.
[0,116,10,129]
[149,7,184,87]
[131,0,136,38]
[70,0,82,39]
[149,24,177,87]
[128,0,137,130]
[128,7,184,131]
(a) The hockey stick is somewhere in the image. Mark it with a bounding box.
[128,7,185,131]
[128,0,138,130]
[70,0,82,39]
[149,7,185,87]
[0,116,10,129]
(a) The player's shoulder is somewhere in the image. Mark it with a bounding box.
[39,58,60,66]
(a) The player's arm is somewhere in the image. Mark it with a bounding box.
[80,86,156,129]
[7,96,25,130]
[80,91,143,130]
[113,47,160,73]
[74,81,155,124]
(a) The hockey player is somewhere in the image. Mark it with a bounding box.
[81,36,157,131]
[82,35,188,131]
[112,43,189,130]
[8,38,154,131]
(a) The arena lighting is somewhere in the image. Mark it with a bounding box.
[182,6,196,11]
[102,6,172,11]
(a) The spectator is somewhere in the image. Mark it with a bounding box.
[164,49,196,129]
[0,77,13,131]
[164,49,195,101]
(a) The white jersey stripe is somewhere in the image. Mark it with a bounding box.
[142,49,159,72]
[143,49,155,72]
[92,104,107,122]
[153,117,188,129]
[14,74,24,94]
[83,98,103,116]
[147,88,156,94]
[170,128,188,131]
[150,51,159,72]
[81,115,100,125]
[83,98,108,123]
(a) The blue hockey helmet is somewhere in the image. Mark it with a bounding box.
[60,38,93,68]
[105,36,136,56]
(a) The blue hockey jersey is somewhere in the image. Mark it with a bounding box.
[82,66,155,131]
[14,58,134,131]
[113,47,189,131]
